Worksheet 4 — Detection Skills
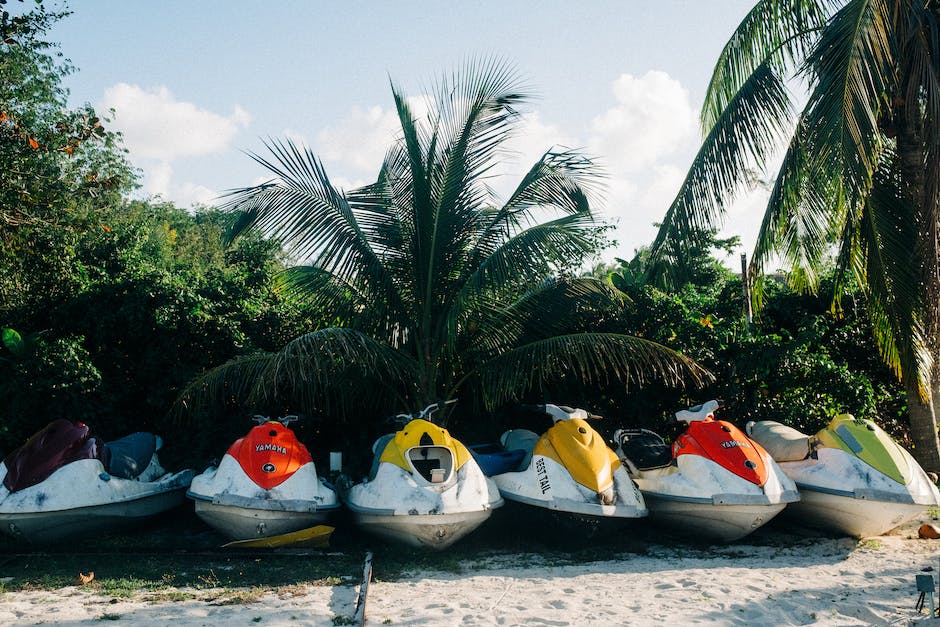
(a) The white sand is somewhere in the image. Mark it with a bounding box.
[1,520,939,626]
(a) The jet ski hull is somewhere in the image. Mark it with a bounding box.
[748,417,940,537]
[0,485,189,544]
[187,454,340,541]
[783,485,930,538]
[190,498,334,541]
[773,446,940,537]
[349,508,494,549]
[640,492,787,542]
[615,412,800,543]
[492,455,648,532]
[494,495,640,540]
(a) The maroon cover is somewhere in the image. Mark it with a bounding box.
[2,419,104,493]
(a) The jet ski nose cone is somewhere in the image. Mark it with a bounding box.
[420,433,433,446]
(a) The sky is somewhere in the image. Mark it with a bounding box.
[33,0,771,263]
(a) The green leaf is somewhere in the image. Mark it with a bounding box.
[1,328,23,356]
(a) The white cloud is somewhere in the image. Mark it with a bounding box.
[316,105,399,175]
[102,83,250,161]
[99,83,250,208]
[584,71,701,258]
[589,71,698,173]
[175,182,218,208]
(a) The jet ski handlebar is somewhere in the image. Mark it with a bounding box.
[541,404,595,422]
[251,414,299,425]
[674,400,721,423]
[392,399,458,423]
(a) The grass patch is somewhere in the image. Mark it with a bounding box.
[143,590,198,603]
[207,586,267,606]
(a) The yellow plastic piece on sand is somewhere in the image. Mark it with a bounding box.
[222,525,335,549]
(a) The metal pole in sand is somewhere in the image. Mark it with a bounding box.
[353,551,373,626]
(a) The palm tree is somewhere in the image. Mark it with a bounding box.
[180,60,706,428]
[651,0,940,468]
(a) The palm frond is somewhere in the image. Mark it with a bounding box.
[857,156,931,397]
[801,0,892,198]
[176,329,419,419]
[458,277,626,362]
[703,0,829,132]
[476,333,711,409]
[651,61,792,265]
[174,352,276,420]
[749,115,844,299]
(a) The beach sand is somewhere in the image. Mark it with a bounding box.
[1,518,938,626]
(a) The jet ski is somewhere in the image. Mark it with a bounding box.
[344,402,503,549]
[187,415,340,541]
[482,404,647,533]
[747,414,940,537]
[0,419,194,544]
[613,400,799,542]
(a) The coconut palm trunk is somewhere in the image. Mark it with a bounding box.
[897,87,940,469]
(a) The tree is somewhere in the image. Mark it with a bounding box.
[180,60,707,429]
[651,0,940,469]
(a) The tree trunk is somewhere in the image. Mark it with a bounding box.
[908,378,940,472]
[895,77,940,470]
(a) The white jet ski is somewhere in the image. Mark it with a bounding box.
[747,414,940,537]
[0,419,193,544]
[613,400,799,542]
[482,404,647,533]
[344,402,503,550]
[187,415,340,541]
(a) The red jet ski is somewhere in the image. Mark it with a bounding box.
[187,415,340,540]
[614,401,800,542]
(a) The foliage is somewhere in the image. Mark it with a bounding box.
[0,7,316,462]
[178,59,707,441]
[0,202,314,459]
[0,1,135,228]
[600,249,906,444]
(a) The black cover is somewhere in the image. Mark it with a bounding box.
[618,430,673,470]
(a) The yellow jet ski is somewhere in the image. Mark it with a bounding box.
[482,404,647,533]
[747,414,940,537]
[344,402,503,549]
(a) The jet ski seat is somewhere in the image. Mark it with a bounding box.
[745,420,810,462]
[105,432,158,480]
[500,429,539,471]
[2,419,105,493]
[675,400,720,423]
[368,434,396,480]
[617,429,673,470]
